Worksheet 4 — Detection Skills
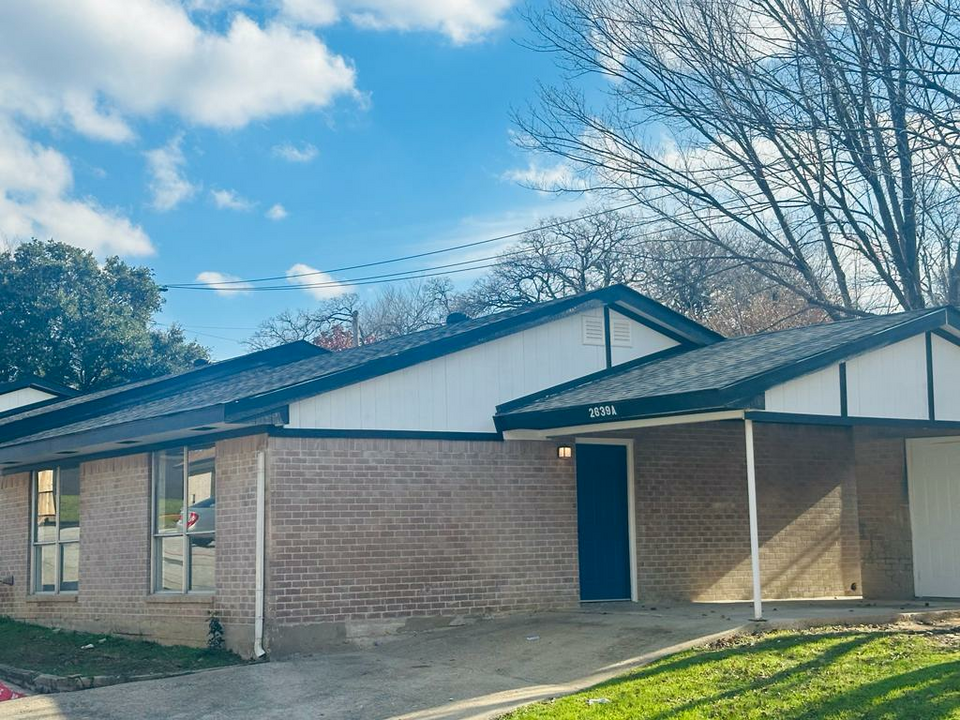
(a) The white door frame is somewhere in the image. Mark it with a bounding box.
[574,437,638,602]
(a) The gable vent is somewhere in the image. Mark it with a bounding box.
[610,316,633,347]
[582,315,605,346]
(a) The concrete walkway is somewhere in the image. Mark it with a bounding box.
[5,599,960,720]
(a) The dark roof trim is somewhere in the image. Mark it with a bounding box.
[933,327,960,348]
[1,425,271,475]
[0,395,71,421]
[609,297,722,346]
[270,428,503,442]
[495,390,756,431]
[224,285,717,422]
[0,406,226,465]
[496,307,958,431]
[0,341,323,444]
[0,424,505,474]
[745,410,960,431]
[0,376,77,398]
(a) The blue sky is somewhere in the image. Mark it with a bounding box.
[0,1,586,358]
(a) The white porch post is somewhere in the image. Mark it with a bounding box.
[744,419,763,621]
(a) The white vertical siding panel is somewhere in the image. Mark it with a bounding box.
[846,335,928,419]
[286,308,681,433]
[608,310,679,366]
[932,334,960,421]
[763,364,842,415]
[0,388,56,413]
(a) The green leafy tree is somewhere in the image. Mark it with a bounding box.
[0,239,209,391]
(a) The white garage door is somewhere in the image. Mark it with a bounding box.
[907,437,960,597]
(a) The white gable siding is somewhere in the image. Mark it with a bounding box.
[287,308,678,433]
[609,311,676,365]
[932,334,960,421]
[764,364,841,416]
[0,387,56,414]
[846,335,928,420]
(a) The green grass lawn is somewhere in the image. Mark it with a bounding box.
[0,616,243,678]
[507,624,960,720]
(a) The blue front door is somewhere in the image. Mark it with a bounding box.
[576,443,631,601]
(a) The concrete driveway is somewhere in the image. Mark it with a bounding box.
[5,600,959,720]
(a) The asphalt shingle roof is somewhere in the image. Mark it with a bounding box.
[496,307,952,421]
[1,286,704,453]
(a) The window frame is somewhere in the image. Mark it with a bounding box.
[150,445,216,595]
[30,465,80,595]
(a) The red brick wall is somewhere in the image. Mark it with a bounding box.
[265,436,578,652]
[0,436,263,655]
[629,422,861,601]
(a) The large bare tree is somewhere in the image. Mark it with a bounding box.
[466,210,825,334]
[245,279,468,351]
[518,0,960,315]
[466,209,648,310]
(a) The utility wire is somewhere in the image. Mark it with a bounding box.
[165,238,581,293]
[166,262,503,292]
[161,201,646,288]
[161,207,723,293]
[151,321,247,344]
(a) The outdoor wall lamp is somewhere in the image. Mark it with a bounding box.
[557,445,572,459]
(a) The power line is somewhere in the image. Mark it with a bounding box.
[165,261,502,292]
[161,201,645,288]
[166,240,574,293]
[161,203,723,294]
[151,321,247,344]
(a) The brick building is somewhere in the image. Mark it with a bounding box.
[1,286,959,656]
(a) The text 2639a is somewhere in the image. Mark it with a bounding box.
[587,405,618,419]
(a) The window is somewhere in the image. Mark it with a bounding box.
[31,466,80,594]
[152,445,216,593]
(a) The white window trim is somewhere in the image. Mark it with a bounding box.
[150,445,216,595]
[30,466,80,596]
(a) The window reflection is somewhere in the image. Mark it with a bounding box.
[152,445,216,594]
[31,466,80,594]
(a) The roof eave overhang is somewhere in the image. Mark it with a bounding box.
[495,387,760,432]
[501,409,747,439]
[0,405,229,468]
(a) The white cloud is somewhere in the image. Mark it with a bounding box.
[195,270,253,295]
[272,142,319,163]
[266,203,289,220]
[0,1,365,258]
[63,94,135,143]
[211,188,254,211]
[280,0,514,44]
[502,161,578,191]
[286,262,345,299]
[282,0,340,26]
[185,0,248,11]
[0,2,359,136]
[145,135,196,212]
[0,120,152,256]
